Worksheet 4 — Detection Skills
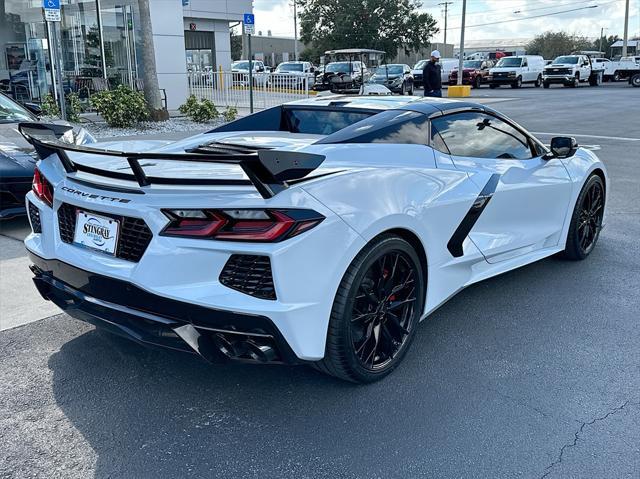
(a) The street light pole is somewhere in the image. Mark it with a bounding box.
[622,0,630,57]
[457,0,466,86]
[293,1,298,61]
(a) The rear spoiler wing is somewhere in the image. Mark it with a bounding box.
[18,122,325,199]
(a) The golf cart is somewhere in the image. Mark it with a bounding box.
[313,48,385,94]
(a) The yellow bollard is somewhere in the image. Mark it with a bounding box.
[218,65,223,89]
[447,85,471,97]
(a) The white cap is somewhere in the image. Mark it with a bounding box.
[431,50,441,58]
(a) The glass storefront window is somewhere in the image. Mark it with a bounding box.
[1,0,144,102]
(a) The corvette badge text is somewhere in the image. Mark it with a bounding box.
[61,186,131,203]
[83,218,112,246]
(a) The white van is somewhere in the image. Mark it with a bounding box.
[488,55,545,88]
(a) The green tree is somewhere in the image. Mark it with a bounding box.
[525,32,592,60]
[591,35,620,58]
[298,0,438,63]
[230,32,242,61]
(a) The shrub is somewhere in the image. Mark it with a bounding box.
[41,94,60,117]
[179,95,219,123]
[91,85,148,127]
[222,106,238,122]
[65,92,82,123]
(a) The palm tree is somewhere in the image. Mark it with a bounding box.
[137,0,168,121]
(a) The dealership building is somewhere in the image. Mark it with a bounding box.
[0,0,251,109]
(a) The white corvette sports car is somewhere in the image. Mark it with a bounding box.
[21,95,607,383]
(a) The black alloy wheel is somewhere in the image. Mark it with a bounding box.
[315,235,424,383]
[560,175,605,260]
[349,250,418,370]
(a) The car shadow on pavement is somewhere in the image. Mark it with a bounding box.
[45,228,639,478]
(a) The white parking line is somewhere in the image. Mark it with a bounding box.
[532,132,640,141]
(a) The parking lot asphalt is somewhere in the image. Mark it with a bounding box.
[1,82,638,478]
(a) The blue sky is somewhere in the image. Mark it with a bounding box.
[252,0,640,43]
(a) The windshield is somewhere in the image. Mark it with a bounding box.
[496,57,522,67]
[553,56,579,64]
[0,94,34,124]
[413,60,427,70]
[326,62,358,73]
[232,61,259,70]
[463,60,483,69]
[374,65,403,75]
[276,63,304,72]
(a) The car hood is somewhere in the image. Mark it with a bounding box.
[371,74,402,81]
[490,67,519,73]
[545,63,576,68]
[69,131,324,181]
[0,122,37,177]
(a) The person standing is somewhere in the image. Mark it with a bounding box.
[423,50,442,97]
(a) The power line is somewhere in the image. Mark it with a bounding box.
[447,2,617,30]
[444,0,603,19]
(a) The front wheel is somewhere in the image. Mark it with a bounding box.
[630,73,640,87]
[543,81,550,89]
[314,235,425,383]
[511,76,522,88]
[473,76,482,89]
[534,75,542,87]
[559,175,605,261]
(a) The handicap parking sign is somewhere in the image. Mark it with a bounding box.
[43,0,60,8]
[243,13,254,25]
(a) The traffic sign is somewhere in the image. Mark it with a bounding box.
[43,0,61,22]
[243,13,255,34]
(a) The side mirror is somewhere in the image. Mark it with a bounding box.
[22,102,43,116]
[548,136,578,158]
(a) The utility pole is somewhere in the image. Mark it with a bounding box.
[293,1,298,61]
[622,0,630,57]
[438,2,454,47]
[457,0,466,86]
[599,27,608,56]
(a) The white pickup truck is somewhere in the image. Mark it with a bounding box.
[542,54,604,88]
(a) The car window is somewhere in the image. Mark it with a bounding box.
[283,108,373,135]
[318,110,429,145]
[431,112,533,160]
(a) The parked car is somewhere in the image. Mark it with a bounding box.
[231,60,269,87]
[368,64,414,94]
[22,95,607,383]
[411,58,458,87]
[542,55,604,88]
[449,60,494,88]
[269,61,316,89]
[0,92,94,219]
[489,55,545,88]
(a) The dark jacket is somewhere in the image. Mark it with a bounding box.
[422,61,442,91]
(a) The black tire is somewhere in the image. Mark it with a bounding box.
[559,175,605,261]
[543,82,550,89]
[473,76,482,89]
[511,76,522,88]
[314,234,425,383]
[572,74,579,87]
[489,83,498,89]
[631,74,640,87]
[534,75,542,87]
[613,72,620,82]
[408,83,414,95]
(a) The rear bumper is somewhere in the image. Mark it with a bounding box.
[28,252,302,364]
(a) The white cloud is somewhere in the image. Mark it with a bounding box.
[253,0,640,42]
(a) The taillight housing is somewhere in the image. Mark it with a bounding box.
[32,168,53,207]
[161,208,324,242]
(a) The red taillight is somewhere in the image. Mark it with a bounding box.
[161,209,324,242]
[32,168,53,207]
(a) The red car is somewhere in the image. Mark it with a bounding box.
[449,60,494,88]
